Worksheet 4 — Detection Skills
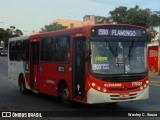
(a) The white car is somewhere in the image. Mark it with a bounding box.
[0,50,7,56]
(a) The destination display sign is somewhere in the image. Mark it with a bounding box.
[90,26,147,37]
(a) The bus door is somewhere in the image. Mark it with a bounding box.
[72,37,86,101]
[30,41,40,90]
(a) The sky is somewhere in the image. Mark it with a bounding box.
[0,0,160,35]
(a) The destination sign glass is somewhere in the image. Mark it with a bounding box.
[90,26,147,37]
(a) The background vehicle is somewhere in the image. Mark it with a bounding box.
[8,24,149,106]
[0,50,7,56]
[0,46,4,50]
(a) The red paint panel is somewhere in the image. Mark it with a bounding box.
[148,46,158,72]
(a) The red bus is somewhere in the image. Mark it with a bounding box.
[8,24,149,106]
[148,46,158,72]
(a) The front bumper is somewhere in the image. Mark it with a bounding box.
[87,86,149,104]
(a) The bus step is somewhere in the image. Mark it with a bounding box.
[32,90,39,94]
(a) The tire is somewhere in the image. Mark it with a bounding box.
[60,83,72,107]
[19,75,28,94]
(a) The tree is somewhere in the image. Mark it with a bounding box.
[40,22,67,33]
[95,16,110,24]
[0,26,23,47]
[108,5,160,42]
[9,26,23,37]
[109,6,128,24]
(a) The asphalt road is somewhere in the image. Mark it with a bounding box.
[0,56,160,120]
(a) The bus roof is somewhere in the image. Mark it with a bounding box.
[9,24,146,41]
[30,24,146,39]
[30,27,86,39]
[9,36,29,42]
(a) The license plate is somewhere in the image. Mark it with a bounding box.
[119,93,129,98]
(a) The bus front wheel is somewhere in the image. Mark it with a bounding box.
[19,75,27,94]
[60,83,72,107]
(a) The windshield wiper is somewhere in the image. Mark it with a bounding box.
[108,43,117,58]
[128,41,135,61]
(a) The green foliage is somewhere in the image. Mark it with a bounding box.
[109,6,128,24]
[0,26,23,47]
[40,22,67,33]
[108,5,160,42]
[147,28,157,42]
[95,16,110,24]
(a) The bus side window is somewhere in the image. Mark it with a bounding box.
[41,37,53,62]
[9,42,16,61]
[22,40,29,61]
[15,41,22,61]
[54,35,70,63]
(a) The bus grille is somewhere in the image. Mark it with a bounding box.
[110,93,137,100]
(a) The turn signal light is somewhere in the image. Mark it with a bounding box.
[146,80,149,84]
[103,88,107,92]
[97,86,101,91]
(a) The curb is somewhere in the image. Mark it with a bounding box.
[150,76,160,83]
[150,81,160,86]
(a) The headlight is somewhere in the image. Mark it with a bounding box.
[91,83,96,87]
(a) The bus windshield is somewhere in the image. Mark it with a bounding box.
[89,39,147,75]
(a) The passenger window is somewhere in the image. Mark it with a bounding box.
[15,41,22,61]
[22,40,29,60]
[41,37,53,62]
[9,42,16,61]
[54,35,70,63]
